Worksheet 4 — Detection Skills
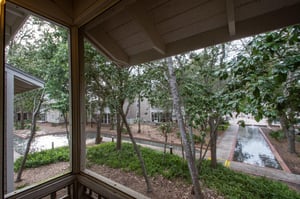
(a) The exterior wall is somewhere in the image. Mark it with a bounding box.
[86,106,112,124]
[46,109,64,124]
[126,98,173,123]
[125,98,151,124]
[87,98,171,125]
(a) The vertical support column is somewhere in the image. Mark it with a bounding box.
[5,71,14,193]
[70,26,85,174]
[0,0,6,198]
[70,26,85,198]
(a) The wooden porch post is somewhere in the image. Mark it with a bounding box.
[70,26,85,198]
[0,0,6,197]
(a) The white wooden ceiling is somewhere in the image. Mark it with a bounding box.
[6,0,300,66]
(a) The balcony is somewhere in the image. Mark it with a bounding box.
[2,0,300,198]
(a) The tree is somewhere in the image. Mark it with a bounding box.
[141,61,173,113]
[119,101,153,193]
[184,44,229,168]
[111,65,153,192]
[226,25,300,153]
[167,57,203,198]
[6,16,70,181]
[159,122,172,154]
[84,41,111,144]
[84,41,153,192]
[41,26,70,138]
[15,89,45,182]
[7,16,70,136]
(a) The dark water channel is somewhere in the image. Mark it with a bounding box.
[233,126,282,169]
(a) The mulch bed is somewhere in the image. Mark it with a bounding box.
[260,127,300,174]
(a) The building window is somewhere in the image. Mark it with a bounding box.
[151,112,172,123]
[102,113,111,124]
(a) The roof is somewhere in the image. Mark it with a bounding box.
[6,0,300,66]
[5,3,29,46]
[5,64,44,94]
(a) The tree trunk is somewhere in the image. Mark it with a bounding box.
[167,57,203,198]
[163,130,167,154]
[280,113,296,153]
[198,137,211,172]
[209,126,217,168]
[209,116,220,169]
[137,95,141,133]
[280,71,296,153]
[287,125,296,153]
[110,113,115,130]
[116,113,122,150]
[63,111,70,143]
[95,111,103,144]
[188,125,195,161]
[180,137,185,160]
[20,109,25,129]
[16,90,45,182]
[120,110,152,193]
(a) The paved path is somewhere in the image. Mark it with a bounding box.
[216,124,239,162]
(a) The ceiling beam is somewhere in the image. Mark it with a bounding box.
[73,0,120,27]
[226,0,236,36]
[7,0,73,26]
[85,27,129,66]
[126,1,166,55]
[83,0,136,31]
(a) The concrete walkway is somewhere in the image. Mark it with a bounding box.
[217,122,300,187]
[216,124,239,162]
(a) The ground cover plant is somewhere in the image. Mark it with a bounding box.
[269,130,285,141]
[14,146,70,172]
[87,142,300,199]
[200,160,299,199]
[87,142,190,179]
[14,143,300,198]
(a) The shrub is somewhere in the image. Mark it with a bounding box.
[270,130,285,141]
[193,133,205,144]
[200,160,300,199]
[87,142,189,180]
[218,120,230,131]
[14,146,69,172]
[87,143,300,199]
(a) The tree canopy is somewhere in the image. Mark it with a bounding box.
[224,25,300,153]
